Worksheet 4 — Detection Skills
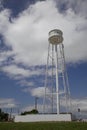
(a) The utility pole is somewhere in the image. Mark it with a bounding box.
[35,97,38,110]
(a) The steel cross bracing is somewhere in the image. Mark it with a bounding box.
[43,43,71,114]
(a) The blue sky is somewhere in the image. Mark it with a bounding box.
[0,0,87,114]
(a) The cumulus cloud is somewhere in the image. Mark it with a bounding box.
[0,0,86,68]
[0,0,87,96]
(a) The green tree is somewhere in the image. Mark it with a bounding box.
[21,109,38,115]
[0,108,9,121]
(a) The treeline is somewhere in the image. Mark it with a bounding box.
[21,109,38,115]
[0,108,8,121]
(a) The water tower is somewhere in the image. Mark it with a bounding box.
[14,29,72,122]
[43,29,71,114]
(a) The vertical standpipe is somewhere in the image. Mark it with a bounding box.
[55,45,59,114]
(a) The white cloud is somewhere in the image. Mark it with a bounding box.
[0,9,10,34]
[0,0,86,67]
[0,98,17,108]
[55,0,87,17]
[0,0,87,96]
[30,87,45,97]
[68,0,87,16]
[30,86,51,97]
[71,97,87,112]
[2,65,30,77]
[18,80,34,87]
[0,51,14,64]
[2,64,43,79]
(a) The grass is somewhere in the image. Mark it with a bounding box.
[0,122,87,130]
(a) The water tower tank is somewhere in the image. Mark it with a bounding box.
[48,29,63,44]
